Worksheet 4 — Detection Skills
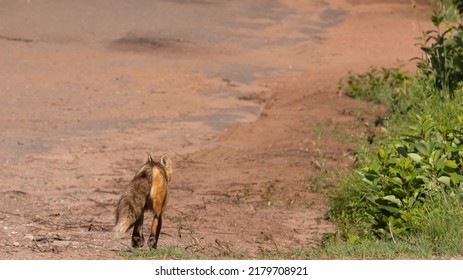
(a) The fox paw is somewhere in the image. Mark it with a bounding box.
[131,236,145,248]
[147,237,158,249]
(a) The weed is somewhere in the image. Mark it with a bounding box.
[415,0,463,98]
[338,66,414,113]
[312,118,333,141]
[167,214,201,238]
[260,180,281,207]
[305,169,338,193]
[407,189,463,256]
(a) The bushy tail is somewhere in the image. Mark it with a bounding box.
[114,194,143,233]
[114,215,133,233]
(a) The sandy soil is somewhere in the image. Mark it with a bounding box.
[0,0,432,259]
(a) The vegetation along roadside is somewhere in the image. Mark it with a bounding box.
[313,0,463,259]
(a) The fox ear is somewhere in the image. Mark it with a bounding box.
[160,153,171,169]
[142,152,153,164]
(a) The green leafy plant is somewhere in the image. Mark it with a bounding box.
[317,1,463,259]
[339,66,415,115]
[416,0,463,98]
[357,113,463,239]
[340,67,411,102]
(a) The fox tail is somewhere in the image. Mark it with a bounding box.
[114,194,143,233]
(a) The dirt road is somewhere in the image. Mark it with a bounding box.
[0,0,431,259]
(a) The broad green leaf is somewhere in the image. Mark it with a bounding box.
[401,157,414,170]
[445,145,460,152]
[408,153,423,163]
[390,177,403,186]
[378,147,386,161]
[364,174,378,183]
[408,193,417,208]
[382,195,403,206]
[368,163,381,173]
[376,228,387,236]
[445,160,458,169]
[401,213,412,222]
[395,145,407,157]
[415,140,430,156]
[450,173,463,184]
[422,118,432,134]
[405,169,419,182]
[431,150,442,164]
[362,177,373,185]
[378,205,401,213]
[438,176,451,187]
[435,155,447,170]
[387,158,400,165]
[388,167,401,176]
[347,234,357,245]
[392,187,407,199]
[415,175,430,183]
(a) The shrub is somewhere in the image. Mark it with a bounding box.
[416,0,463,98]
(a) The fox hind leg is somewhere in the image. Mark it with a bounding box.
[148,215,162,249]
[131,210,145,248]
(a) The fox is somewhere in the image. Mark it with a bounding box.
[114,152,172,249]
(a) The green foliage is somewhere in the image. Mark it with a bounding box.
[409,189,463,256]
[329,70,463,258]
[356,111,463,239]
[333,61,463,235]
[416,0,463,98]
[291,238,431,259]
[329,0,463,247]
[310,0,463,259]
[339,66,414,113]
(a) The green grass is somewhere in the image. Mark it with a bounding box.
[408,190,463,256]
[120,246,202,260]
[314,190,463,259]
[258,189,463,259]
[120,243,251,260]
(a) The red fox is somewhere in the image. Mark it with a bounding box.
[114,152,172,249]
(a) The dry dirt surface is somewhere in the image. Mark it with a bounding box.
[0,0,432,259]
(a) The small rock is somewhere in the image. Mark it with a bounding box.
[12,242,20,247]
[24,234,34,241]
